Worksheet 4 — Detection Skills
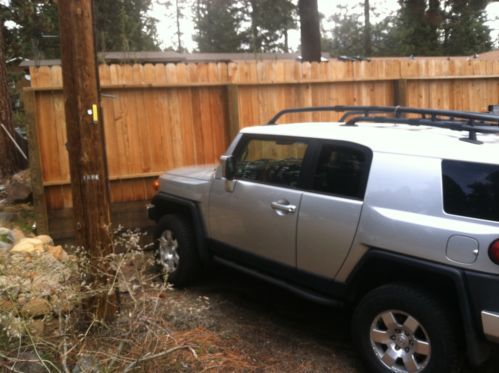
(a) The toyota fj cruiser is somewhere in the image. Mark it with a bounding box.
[148,106,499,373]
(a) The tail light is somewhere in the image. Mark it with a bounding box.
[152,178,160,192]
[488,240,499,265]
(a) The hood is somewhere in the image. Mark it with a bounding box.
[166,164,218,180]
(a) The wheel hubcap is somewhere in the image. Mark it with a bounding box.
[157,230,179,274]
[370,310,431,373]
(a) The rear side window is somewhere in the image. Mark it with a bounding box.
[233,137,308,188]
[442,160,499,222]
[311,143,371,200]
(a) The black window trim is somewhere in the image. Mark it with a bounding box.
[231,133,316,190]
[302,139,374,201]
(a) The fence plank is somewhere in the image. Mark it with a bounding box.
[26,59,499,212]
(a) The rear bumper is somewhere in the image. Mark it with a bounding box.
[465,271,499,345]
[482,311,499,343]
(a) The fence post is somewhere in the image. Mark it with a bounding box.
[23,89,49,234]
[393,79,407,106]
[226,84,240,142]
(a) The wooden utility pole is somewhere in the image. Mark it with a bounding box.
[57,0,116,322]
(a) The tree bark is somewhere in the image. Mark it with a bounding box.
[0,23,22,177]
[364,0,371,56]
[175,0,183,52]
[298,0,321,62]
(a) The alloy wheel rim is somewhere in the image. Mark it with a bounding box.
[369,309,431,373]
[158,229,180,274]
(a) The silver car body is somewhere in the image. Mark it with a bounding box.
[156,120,499,342]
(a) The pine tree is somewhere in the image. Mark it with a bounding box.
[243,0,296,53]
[193,0,246,52]
[442,0,492,55]
[0,17,23,177]
[94,0,160,52]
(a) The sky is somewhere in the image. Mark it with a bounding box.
[151,0,499,52]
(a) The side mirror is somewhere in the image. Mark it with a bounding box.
[220,155,234,180]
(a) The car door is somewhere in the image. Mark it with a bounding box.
[209,135,311,267]
[297,141,373,279]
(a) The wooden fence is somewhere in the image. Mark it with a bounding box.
[24,58,499,237]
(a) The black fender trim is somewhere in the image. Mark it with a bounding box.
[346,249,491,366]
[149,192,210,265]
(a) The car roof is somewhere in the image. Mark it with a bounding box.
[240,122,499,165]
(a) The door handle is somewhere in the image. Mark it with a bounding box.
[271,200,296,214]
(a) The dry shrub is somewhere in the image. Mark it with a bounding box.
[0,227,256,372]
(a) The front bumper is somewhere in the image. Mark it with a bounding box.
[147,203,159,221]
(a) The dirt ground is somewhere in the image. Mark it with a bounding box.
[1,177,498,372]
[153,261,499,373]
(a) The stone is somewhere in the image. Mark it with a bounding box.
[10,238,44,254]
[9,228,25,244]
[46,245,68,261]
[0,241,12,253]
[72,355,101,373]
[11,352,46,373]
[51,295,74,314]
[6,170,32,203]
[21,298,51,317]
[35,235,54,247]
[26,318,45,336]
[0,299,17,314]
[0,227,10,236]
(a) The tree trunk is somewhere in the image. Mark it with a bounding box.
[364,0,371,56]
[175,0,183,52]
[0,23,22,177]
[298,0,321,62]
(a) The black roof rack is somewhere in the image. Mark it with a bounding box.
[266,105,499,144]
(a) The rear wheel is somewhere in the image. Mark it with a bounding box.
[352,284,461,373]
[154,214,200,287]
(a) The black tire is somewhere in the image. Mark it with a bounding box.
[352,284,461,373]
[153,214,201,287]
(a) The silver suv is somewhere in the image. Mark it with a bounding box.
[148,106,499,373]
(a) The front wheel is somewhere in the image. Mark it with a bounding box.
[352,284,461,373]
[153,214,200,287]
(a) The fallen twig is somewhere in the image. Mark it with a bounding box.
[123,345,195,372]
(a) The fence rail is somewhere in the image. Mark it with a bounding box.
[24,58,499,236]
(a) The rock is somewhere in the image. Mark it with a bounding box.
[26,319,45,336]
[5,170,32,203]
[10,352,46,373]
[51,295,74,314]
[0,241,12,253]
[10,238,44,254]
[9,228,25,244]
[35,235,54,247]
[0,227,10,236]
[72,355,101,373]
[46,245,68,261]
[0,299,17,314]
[21,298,51,317]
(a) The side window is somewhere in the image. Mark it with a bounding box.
[442,160,499,222]
[233,137,308,188]
[311,143,371,199]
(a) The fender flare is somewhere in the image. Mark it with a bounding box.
[346,249,491,366]
[149,192,210,265]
